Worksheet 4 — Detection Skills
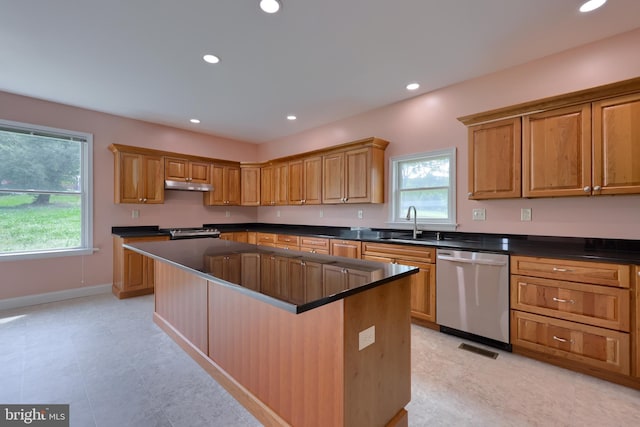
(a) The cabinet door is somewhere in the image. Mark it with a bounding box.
[322,152,345,203]
[468,117,521,199]
[189,161,211,184]
[329,239,361,259]
[142,155,164,203]
[124,249,145,290]
[240,253,261,291]
[240,166,261,206]
[592,93,640,195]
[344,147,371,203]
[402,261,436,323]
[635,266,639,378]
[288,159,304,204]
[303,156,322,205]
[274,163,288,205]
[205,164,225,205]
[226,165,241,205]
[118,152,143,203]
[523,104,592,197]
[260,165,274,205]
[165,157,188,181]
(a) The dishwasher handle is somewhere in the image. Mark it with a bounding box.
[436,254,507,267]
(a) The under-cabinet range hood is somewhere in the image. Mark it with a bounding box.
[164,180,213,192]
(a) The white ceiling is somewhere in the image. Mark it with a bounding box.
[1,1,639,143]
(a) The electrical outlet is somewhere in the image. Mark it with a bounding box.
[225,211,230,217]
[131,209,139,219]
[472,208,486,221]
[521,208,532,221]
[357,209,363,219]
[358,325,375,351]
[276,210,281,217]
[319,209,324,218]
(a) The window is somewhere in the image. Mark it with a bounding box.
[389,148,456,230]
[0,119,93,259]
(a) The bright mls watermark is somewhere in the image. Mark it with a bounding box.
[0,405,69,426]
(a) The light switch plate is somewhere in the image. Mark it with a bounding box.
[521,208,532,221]
[357,209,363,219]
[359,325,375,351]
[472,208,486,221]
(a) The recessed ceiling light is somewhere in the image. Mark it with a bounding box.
[579,0,607,12]
[287,115,297,121]
[260,0,281,14]
[406,82,420,91]
[190,119,200,124]
[202,54,220,64]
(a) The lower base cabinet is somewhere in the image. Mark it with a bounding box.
[112,235,169,299]
[362,242,436,324]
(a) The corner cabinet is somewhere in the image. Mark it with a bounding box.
[112,234,170,298]
[322,137,388,204]
[204,163,241,206]
[467,117,521,200]
[110,147,164,204]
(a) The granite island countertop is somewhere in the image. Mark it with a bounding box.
[124,238,418,314]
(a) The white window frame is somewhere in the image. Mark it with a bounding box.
[388,147,457,231]
[0,119,93,261]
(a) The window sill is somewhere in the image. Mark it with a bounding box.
[0,247,98,262]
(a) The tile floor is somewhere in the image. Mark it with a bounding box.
[0,293,638,427]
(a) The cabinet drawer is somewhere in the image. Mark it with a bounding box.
[511,256,630,288]
[511,311,630,375]
[299,247,330,255]
[275,243,300,251]
[511,275,630,331]
[256,232,277,244]
[299,236,329,250]
[276,234,300,246]
[362,242,435,263]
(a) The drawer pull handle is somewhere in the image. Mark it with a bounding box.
[552,335,574,344]
[552,267,572,272]
[552,297,575,304]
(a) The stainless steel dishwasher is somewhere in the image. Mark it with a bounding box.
[436,249,510,350]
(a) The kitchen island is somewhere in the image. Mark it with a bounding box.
[124,238,418,427]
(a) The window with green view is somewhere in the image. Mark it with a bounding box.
[0,119,93,258]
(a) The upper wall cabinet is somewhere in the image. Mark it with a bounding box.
[110,147,164,204]
[288,156,322,205]
[165,157,212,185]
[261,162,288,206]
[592,93,640,195]
[204,163,241,206]
[522,104,591,197]
[468,117,521,200]
[460,77,640,200]
[240,164,261,206]
[322,140,387,204]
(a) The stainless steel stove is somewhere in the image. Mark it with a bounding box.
[167,227,221,240]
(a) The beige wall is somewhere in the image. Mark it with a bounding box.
[2,28,640,301]
[256,28,640,238]
[0,93,259,300]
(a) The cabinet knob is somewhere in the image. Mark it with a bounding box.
[302,199,306,204]
[143,198,147,203]
[593,185,602,191]
[138,198,143,202]
[583,186,591,193]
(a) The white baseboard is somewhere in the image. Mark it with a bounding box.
[0,283,112,311]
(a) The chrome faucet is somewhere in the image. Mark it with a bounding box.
[405,206,422,239]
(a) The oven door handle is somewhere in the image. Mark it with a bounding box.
[436,255,507,267]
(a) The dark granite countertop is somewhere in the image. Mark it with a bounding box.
[111,226,170,238]
[113,223,640,264]
[124,239,418,314]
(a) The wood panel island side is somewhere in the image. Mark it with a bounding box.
[124,238,418,427]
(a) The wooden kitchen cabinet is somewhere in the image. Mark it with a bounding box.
[467,117,521,199]
[592,92,640,195]
[288,156,322,205]
[256,232,277,247]
[165,157,212,185]
[322,263,371,296]
[240,164,261,206]
[204,163,241,206]
[299,236,330,255]
[329,239,362,259]
[362,241,437,324]
[634,266,640,378]
[275,234,300,251]
[219,232,248,243]
[510,255,634,382]
[522,104,592,197]
[204,254,241,285]
[260,163,288,206]
[322,139,387,204]
[111,150,164,204]
[112,234,169,298]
